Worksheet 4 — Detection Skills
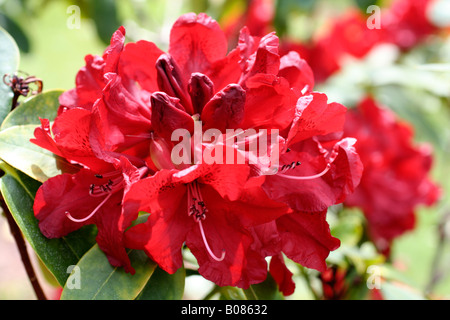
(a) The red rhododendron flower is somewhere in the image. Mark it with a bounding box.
[122,13,361,289]
[31,28,153,274]
[31,12,363,292]
[302,9,385,83]
[123,159,289,288]
[221,0,275,47]
[282,0,439,83]
[343,97,440,254]
[382,0,437,50]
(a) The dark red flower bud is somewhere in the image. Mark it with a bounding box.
[156,53,193,114]
[201,83,246,132]
[150,91,194,143]
[188,72,214,115]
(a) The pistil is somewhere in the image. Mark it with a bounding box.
[187,181,226,262]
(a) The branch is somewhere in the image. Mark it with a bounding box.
[425,210,450,295]
[0,193,47,300]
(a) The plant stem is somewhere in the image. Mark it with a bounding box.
[425,210,450,295]
[299,265,320,300]
[0,193,47,300]
[0,77,47,300]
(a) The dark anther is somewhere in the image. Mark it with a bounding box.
[281,161,302,172]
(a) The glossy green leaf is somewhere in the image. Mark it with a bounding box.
[0,26,20,124]
[0,163,97,286]
[137,266,185,300]
[90,0,121,44]
[1,89,63,129]
[0,12,30,53]
[0,90,67,182]
[0,124,66,182]
[243,274,284,300]
[60,245,157,300]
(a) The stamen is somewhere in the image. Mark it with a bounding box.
[279,161,302,173]
[66,193,113,223]
[277,163,331,180]
[124,133,153,139]
[187,181,226,262]
[89,177,124,197]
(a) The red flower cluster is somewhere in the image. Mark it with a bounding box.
[281,0,439,82]
[343,97,440,255]
[31,13,363,292]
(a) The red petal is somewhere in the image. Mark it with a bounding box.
[150,92,194,144]
[240,74,296,131]
[119,40,164,93]
[169,13,228,78]
[269,254,295,296]
[59,55,105,111]
[32,109,110,172]
[123,170,191,273]
[276,211,340,272]
[238,28,280,85]
[201,84,246,132]
[31,118,64,159]
[279,51,315,94]
[34,171,94,238]
[90,73,152,158]
[186,185,268,288]
[263,137,362,212]
[103,26,126,74]
[287,92,347,145]
[207,48,242,93]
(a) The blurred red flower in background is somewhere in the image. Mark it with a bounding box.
[278,0,439,82]
[343,97,441,255]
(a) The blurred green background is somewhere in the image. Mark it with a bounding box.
[0,0,449,300]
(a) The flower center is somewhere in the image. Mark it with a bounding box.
[187,181,226,262]
[66,167,148,223]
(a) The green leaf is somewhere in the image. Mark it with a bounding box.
[0,124,66,182]
[60,245,157,300]
[0,12,30,53]
[243,274,284,300]
[0,26,20,124]
[354,0,379,12]
[90,0,121,44]
[137,266,185,300]
[1,89,63,129]
[0,163,97,286]
[0,90,67,182]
